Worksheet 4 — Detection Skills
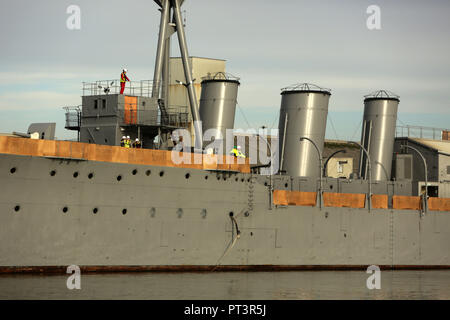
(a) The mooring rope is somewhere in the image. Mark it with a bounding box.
[211,214,241,271]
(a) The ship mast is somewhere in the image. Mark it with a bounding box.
[152,0,202,150]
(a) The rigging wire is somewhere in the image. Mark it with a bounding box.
[350,119,363,141]
[327,114,340,141]
[269,109,280,129]
[397,117,408,127]
[236,100,253,129]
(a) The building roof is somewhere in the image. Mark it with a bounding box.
[0,133,20,137]
[403,137,450,154]
[170,56,226,61]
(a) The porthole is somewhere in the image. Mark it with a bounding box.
[145,170,151,176]
[132,169,138,175]
[264,182,268,186]
[14,205,20,212]
[241,178,244,182]
[284,183,288,188]
[122,209,127,215]
[93,208,98,214]
[330,185,333,190]
[217,176,220,181]
[223,177,227,181]
[159,171,164,177]
[235,178,239,182]
[229,211,234,217]
[88,173,94,179]
[73,172,79,178]
[62,207,68,213]
[185,173,190,179]
[204,175,209,180]
[50,170,56,176]
[117,175,122,181]
[10,167,16,174]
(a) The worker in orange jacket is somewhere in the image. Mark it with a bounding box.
[120,68,130,94]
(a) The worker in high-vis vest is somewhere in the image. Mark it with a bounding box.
[120,68,130,94]
[124,136,131,148]
[230,145,246,158]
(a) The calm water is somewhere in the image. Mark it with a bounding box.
[0,270,449,300]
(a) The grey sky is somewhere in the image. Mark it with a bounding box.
[0,0,449,138]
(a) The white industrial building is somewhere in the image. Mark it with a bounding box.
[394,137,450,197]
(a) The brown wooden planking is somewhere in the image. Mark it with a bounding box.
[288,191,317,206]
[323,192,366,208]
[273,190,317,206]
[273,190,450,211]
[1,264,449,274]
[273,190,289,205]
[428,197,450,211]
[0,136,250,173]
[371,194,388,209]
[392,195,421,210]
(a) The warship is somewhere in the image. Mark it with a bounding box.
[0,0,449,273]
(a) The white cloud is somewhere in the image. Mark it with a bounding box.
[0,0,449,122]
[234,69,450,114]
[0,72,81,85]
[0,91,80,110]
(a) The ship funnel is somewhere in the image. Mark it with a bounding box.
[199,72,240,154]
[278,83,331,177]
[359,90,399,181]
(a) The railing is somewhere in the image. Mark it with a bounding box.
[64,103,189,129]
[201,72,240,82]
[82,80,164,97]
[116,104,188,127]
[396,125,449,140]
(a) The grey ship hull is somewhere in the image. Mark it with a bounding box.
[1,152,449,272]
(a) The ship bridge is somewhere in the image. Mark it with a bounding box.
[64,79,189,149]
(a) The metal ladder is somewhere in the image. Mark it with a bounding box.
[247,175,255,215]
[158,99,169,125]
